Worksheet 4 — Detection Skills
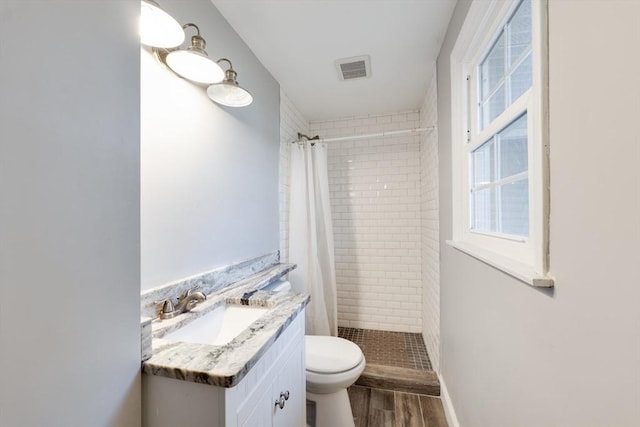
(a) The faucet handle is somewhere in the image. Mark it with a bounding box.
[160,299,177,319]
[179,287,201,300]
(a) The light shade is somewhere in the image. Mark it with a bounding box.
[207,60,253,107]
[164,24,224,84]
[166,50,224,84]
[140,0,184,48]
[207,83,253,107]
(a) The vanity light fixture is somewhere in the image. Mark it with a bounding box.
[140,2,253,108]
[206,59,253,107]
[140,0,184,48]
[160,23,225,84]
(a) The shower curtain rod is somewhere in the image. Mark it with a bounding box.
[292,126,436,144]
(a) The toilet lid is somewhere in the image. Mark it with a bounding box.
[305,336,364,374]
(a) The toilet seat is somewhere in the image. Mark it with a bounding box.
[305,335,364,374]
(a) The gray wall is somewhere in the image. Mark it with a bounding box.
[0,1,141,426]
[141,0,281,290]
[438,1,640,426]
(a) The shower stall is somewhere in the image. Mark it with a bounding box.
[279,76,440,390]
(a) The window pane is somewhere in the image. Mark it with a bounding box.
[509,0,532,66]
[481,84,505,129]
[481,31,505,101]
[509,52,532,104]
[478,0,532,131]
[472,188,496,233]
[470,114,529,237]
[472,138,495,187]
[499,114,528,178]
[499,178,529,236]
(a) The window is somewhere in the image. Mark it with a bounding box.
[471,113,529,237]
[449,0,552,287]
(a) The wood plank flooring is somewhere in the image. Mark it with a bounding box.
[337,327,444,425]
[349,385,448,427]
[356,364,440,396]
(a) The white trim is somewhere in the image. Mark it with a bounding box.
[469,228,526,243]
[471,92,530,150]
[530,0,550,275]
[471,171,528,192]
[439,374,461,427]
[447,239,554,287]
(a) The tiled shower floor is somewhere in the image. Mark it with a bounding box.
[338,327,433,371]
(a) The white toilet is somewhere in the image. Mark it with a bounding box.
[305,335,366,427]
[264,280,366,427]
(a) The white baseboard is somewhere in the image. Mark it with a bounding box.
[439,374,461,427]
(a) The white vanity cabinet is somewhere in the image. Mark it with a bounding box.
[142,310,305,427]
[236,333,305,427]
[233,314,305,427]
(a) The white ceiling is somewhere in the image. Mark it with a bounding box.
[211,0,457,122]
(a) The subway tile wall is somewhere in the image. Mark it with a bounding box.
[279,90,309,263]
[420,69,440,372]
[310,112,423,333]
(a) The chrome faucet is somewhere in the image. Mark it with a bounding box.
[160,288,207,319]
[176,288,206,312]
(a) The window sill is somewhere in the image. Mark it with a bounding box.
[446,240,554,288]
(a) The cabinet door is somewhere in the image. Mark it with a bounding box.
[238,381,273,427]
[272,339,305,427]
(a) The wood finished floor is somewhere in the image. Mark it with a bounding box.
[349,385,448,427]
[356,364,440,396]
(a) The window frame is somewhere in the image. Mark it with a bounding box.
[448,0,552,287]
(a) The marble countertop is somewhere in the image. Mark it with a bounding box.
[142,266,309,388]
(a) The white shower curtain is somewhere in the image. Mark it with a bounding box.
[288,142,337,336]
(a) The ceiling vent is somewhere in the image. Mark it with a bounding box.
[335,55,371,81]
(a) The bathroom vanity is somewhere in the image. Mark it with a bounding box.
[141,264,309,427]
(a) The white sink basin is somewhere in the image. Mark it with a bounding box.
[164,304,269,346]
